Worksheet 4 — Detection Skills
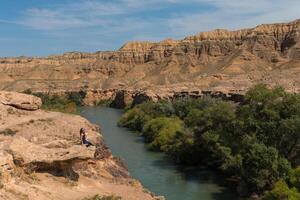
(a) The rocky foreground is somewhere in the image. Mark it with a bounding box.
[0,91,158,200]
[0,19,300,102]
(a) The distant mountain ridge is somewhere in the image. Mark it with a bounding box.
[0,19,299,98]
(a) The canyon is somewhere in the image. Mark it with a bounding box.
[0,19,299,199]
[0,19,299,107]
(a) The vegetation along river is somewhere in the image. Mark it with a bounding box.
[80,106,237,200]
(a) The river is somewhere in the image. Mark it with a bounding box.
[80,106,237,200]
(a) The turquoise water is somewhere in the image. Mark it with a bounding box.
[80,107,237,200]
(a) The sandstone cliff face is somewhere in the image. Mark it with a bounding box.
[0,92,157,200]
[0,19,299,99]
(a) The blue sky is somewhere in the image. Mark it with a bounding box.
[0,0,299,57]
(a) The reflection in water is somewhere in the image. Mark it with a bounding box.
[80,107,237,200]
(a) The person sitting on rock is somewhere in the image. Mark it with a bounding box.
[80,128,93,147]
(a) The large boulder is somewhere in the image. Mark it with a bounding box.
[0,91,42,110]
[9,137,95,167]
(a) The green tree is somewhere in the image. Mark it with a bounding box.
[277,118,300,165]
[241,143,291,193]
[263,180,300,200]
[173,96,217,119]
[165,130,196,164]
[118,107,150,131]
[289,166,300,190]
[185,101,235,133]
[237,85,300,165]
[142,117,184,151]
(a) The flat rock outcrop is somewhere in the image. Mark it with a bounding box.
[0,19,299,97]
[0,91,42,110]
[0,91,157,200]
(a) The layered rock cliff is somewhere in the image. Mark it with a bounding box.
[0,19,299,103]
[0,91,157,200]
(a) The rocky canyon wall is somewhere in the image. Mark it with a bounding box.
[0,19,299,105]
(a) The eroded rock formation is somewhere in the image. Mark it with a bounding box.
[0,91,157,200]
[0,91,42,110]
[0,19,299,105]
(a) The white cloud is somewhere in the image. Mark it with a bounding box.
[166,0,300,37]
[22,8,89,30]
[20,3,116,30]
[19,0,167,30]
[19,0,300,31]
[15,0,300,51]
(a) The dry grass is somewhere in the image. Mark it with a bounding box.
[6,188,29,200]
[82,195,122,200]
[0,128,17,136]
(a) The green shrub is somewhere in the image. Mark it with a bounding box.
[95,99,113,106]
[236,85,300,166]
[289,166,300,190]
[23,89,33,94]
[32,93,80,113]
[173,96,218,119]
[185,101,235,132]
[118,107,150,131]
[67,91,86,106]
[241,143,291,192]
[164,130,196,164]
[142,117,184,151]
[263,180,300,200]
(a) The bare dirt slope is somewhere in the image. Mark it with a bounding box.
[0,91,157,200]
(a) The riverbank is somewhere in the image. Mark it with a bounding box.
[80,106,238,200]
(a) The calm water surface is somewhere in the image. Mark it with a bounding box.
[80,107,237,200]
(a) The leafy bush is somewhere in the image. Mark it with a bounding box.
[236,85,300,166]
[67,91,86,106]
[23,89,33,94]
[241,143,290,192]
[95,99,113,106]
[118,107,151,131]
[21,90,86,113]
[32,93,80,113]
[289,166,300,190]
[164,130,196,164]
[142,117,184,151]
[263,181,300,200]
[173,96,217,119]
